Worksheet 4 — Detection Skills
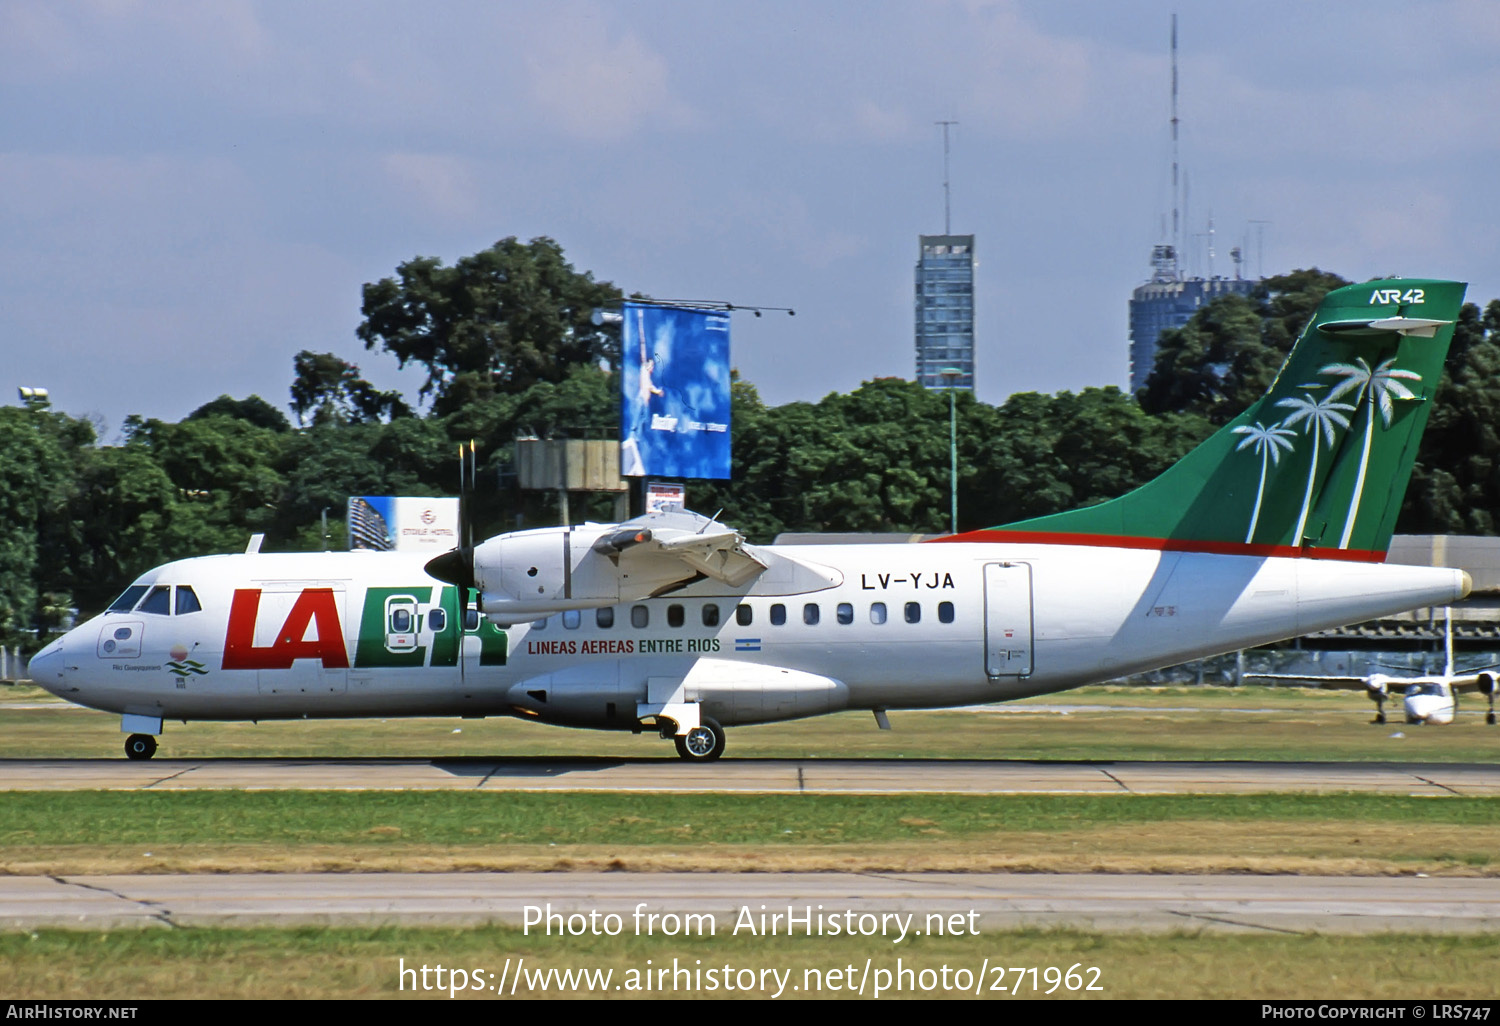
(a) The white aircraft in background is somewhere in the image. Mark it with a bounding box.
[1248,609,1499,725]
[27,279,1477,760]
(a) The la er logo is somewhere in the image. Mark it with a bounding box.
[223,588,350,670]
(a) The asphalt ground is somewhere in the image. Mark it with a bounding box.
[5,871,1497,934]
[2,756,1497,794]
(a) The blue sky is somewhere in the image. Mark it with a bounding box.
[5,0,1498,438]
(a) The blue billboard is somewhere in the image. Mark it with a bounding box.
[620,301,731,479]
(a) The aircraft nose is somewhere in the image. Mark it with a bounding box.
[27,641,66,690]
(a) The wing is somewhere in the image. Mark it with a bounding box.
[594,511,768,589]
[1243,673,1370,690]
[1449,670,1500,696]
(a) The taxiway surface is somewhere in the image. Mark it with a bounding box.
[1,757,1497,795]
[4,872,1497,934]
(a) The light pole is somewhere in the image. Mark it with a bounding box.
[940,368,961,534]
[17,387,50,410]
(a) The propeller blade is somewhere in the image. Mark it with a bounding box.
[433,440,481,628]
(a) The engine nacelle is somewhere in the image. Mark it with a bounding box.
[455,510,838,625]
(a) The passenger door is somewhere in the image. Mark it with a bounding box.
[983,562,1033,677]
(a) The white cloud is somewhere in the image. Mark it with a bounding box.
[851,100,916,142]
[380,153,479,222]
[721,188,868,270]
[519,5,694,141]
[1,0,271,77]
[0,3,87,74]
[1451,0,1500,43]
[950,0,1099,135]
[1243,176,1458,276]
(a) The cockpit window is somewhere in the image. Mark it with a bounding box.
[108,585,149,613]
[175,586,202,615]
[139,586,172,616]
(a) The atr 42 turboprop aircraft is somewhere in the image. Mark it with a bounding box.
[1248,610,1500,725]
[29,279,1476,760]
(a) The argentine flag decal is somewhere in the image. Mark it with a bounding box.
[734,638,761,652]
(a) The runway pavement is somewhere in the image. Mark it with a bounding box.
[1,756,1498,794]
[4,871,1497,934]
[5,759,1499,937]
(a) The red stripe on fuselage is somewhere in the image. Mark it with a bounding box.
[925,529,1387,563]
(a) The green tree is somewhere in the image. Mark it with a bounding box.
[691,377,793,542]
[971,387,1214,527]
[1138,294,1276,425]
[275,423,404,538]
[289,351,411,426]
[188,394,291,433]
[0,408,90,641]
[1401,299,1500,534]
[696,379,969,539]
[121,415,287,555]
[1140,269,1352,425]
[1259,268,1351,353]
[357,237,622,416]
[62,446,181,611]
[272,414,460,548]
[799,379,952,533]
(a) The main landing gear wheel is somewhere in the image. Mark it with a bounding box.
[674,718,726,761]
[124,734,158,761]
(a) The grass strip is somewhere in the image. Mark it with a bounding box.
[3,791,1499,849]
[3,924,1498,999]
[5,684,1500,762]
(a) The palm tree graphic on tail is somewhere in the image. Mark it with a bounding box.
[1275,391,1354,546]
[1231,421,1296,544]
[1232,354,1422,550]
[1321,357,1421,549]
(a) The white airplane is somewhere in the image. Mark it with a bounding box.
[1247,609,1499,725]
[28,278,1476,760]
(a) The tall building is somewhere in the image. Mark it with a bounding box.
[1128,246,1257,394]
[915,234,975,391]
[1128,17,1260,395]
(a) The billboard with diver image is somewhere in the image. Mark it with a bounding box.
[619,301,731,479]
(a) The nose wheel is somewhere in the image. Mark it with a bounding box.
[124,734,158,761]
[673,718,726,761]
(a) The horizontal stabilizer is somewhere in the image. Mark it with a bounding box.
[1318,316,1453,338]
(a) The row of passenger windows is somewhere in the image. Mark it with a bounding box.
[388,608,484,633]
[535,601,956,631]
[108,584,202,616]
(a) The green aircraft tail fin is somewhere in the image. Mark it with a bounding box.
[951,278,1466,561]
